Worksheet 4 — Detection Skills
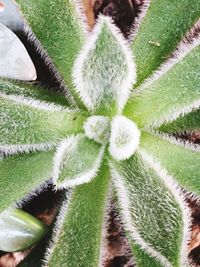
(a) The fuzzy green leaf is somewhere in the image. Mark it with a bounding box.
[0,150,54,212]
[159,109,200,133]
[125,40,200,129]
[73,16,136,114]
[140,132,200,196]
[131,244,163,267]
[111,152,189,267]
[16,0,86,102]
[0,95,85,150]
[132,0,200,85]
[0,78,69,107]
[53,135,104,188]
[45,163,110,267]
[0,208,47,252]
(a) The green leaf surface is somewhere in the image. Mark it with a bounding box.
[0,150,54,212]
[132,0,200,85]
[0,78,69,107]
[0,96,85,147]
[140,132,200,196]
[46,162,111,267]
[132,244,163,267]
[159,108,200,133]
[125,41,200,129]
[111,152,188,267]
[73,16,135,115]
[16,0,86,102]
[0,208,47,252]
[53,135,104,188]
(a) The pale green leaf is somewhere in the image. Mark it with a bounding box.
[0,208,47,252]
[140,132,200,196]
[73,16,136,114]
[0,150,54,212]
[132,0,200,85]
[45,163,111,267]
[0,78,69,107]
[0,95,85,149]
[111,152,189,267]
[53,135,104,188]
[16,0,86,102]
[125,40,200,129]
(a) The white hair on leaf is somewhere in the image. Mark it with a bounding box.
[0,143,54,157]
[109,116,140,161]
[110,148,191,267]
[52,134,105,188]
[134,25,200,94]
[146,98,200,130]
[72,15,136,113]
[138,149,191,267]
[110,163,172,267]
[128,0,151,42]
[84,115,110,144]
[0,92,71,112]
[0,23,37,81]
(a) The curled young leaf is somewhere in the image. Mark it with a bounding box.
[109,115,140,161]
[84,115,110,144]
[0,208,47,252]
[0,23,36,81]
[73,15,136,114]
[53,135,104,188]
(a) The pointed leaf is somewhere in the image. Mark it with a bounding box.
[0,150,54,212]
[140,132,200,196]
[111,152,190,267]
[0,78,69,107]
[159,108,200,133]
[131,0,200,85]
[0,23,36,81]
[0,94,85,151]
[53,135,104,188]
[0,208,47,252]
[125,38,200,129]
[73,16,136,114]
[44,163,111,267]
[16,0,86,101]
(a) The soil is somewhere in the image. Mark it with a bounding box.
[0,1,200,266]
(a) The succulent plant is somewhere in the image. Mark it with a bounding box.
[1,0,200,266]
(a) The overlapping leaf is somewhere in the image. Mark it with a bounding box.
[45,163,111,267]
[140,132,200,196]
[111,152,189,267]
[125,37,200,130]
[131,0,200,85]
[16,0,87,104]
